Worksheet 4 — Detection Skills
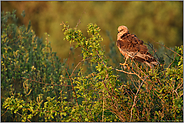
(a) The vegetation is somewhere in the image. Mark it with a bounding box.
[1,10,183,122]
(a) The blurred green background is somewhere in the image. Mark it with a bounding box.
[1,1,183,61]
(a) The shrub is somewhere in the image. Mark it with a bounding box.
[1,10,183,122]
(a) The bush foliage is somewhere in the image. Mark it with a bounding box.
[1,10,183,122]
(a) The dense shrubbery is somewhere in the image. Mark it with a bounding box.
[1,10,183,122]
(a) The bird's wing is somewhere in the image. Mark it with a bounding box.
[117,33,146,57]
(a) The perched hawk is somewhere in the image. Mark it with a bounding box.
[116,25,159,68]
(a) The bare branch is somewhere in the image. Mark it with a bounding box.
[151,39,182,58]
[65,68,79,106]
[146,41,160,61]
[70,57,90,77]
[1,108,8,117]
[16,112,31,122]
[129,75,149,122]
[167,53,176,69]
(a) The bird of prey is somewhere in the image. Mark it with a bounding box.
[116,25,159,68]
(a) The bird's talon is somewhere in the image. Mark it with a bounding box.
[120,63,128,66]
[119,63,124,66]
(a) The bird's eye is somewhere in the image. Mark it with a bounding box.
[120,29,124,32]
[118,31,120,33]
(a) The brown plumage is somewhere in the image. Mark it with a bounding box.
[116,25,159,68]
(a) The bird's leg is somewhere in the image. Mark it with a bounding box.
[120,56,129,66]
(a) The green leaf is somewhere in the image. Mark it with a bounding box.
[21,10,25,17]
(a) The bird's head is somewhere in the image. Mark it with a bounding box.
[117,25,129,40]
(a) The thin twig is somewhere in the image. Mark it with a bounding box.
[75,19,81,28]
[167,54,176,68]
[151,39,182,57]
[16,112,31,122]
[1,108,8,117]
[65,68,79,106]
[75,8,86,28]
[176,83,183,91]
[70,57,90,77]
[173,90,179,97]
[104,99,125,122]
[164,53,174,60]
[129,75,149,122]
[115,68,134,74]
[114,60,150,122]
[96,51,107,67]
[146,41,160,62]
[96,50,125,121]
[96,51,120,102]
[115,68,144,82]
[67,43,72,66]
[102,87,104,122]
